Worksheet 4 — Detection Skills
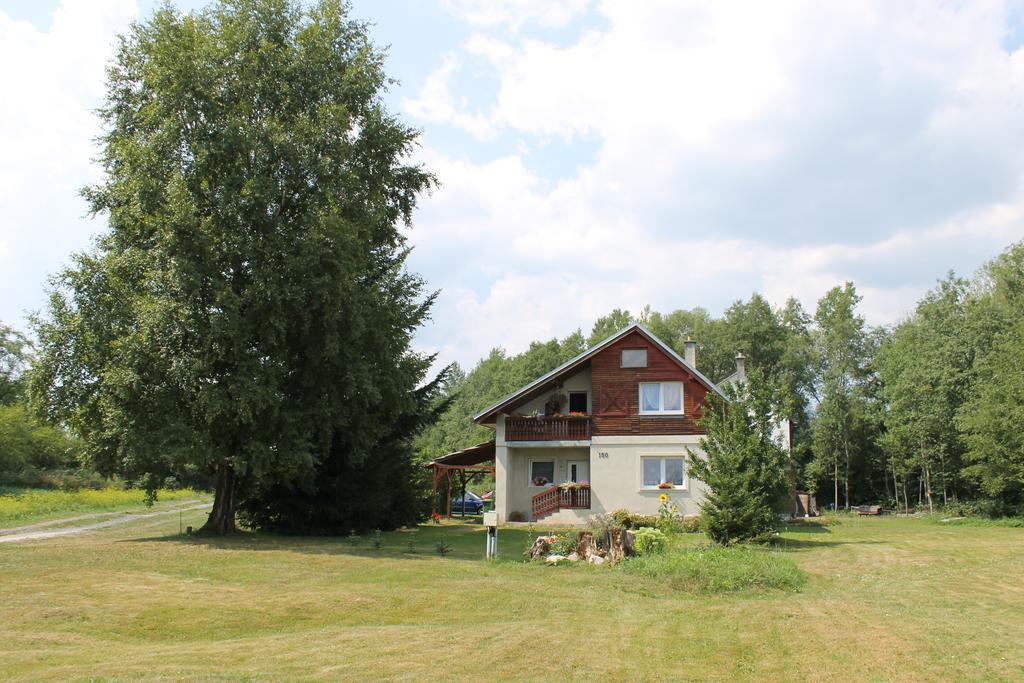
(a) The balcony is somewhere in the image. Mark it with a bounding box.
[532,484,592,520]
[505,415,592,442]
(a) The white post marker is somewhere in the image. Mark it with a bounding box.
[483,511,498,559]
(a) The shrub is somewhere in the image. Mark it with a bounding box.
[681,516,702,533]
[633,527,668,555]
[609,509,658,529]
[507,510,526,523]
[0,467,109,491]
[941,499,1024,519]
[0,404,82,474]
[622,544,805,594]
[540,534,575,557]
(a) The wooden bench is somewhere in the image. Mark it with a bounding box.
[856,505,882,516]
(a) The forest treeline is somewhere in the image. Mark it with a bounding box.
[416,241,1024,515]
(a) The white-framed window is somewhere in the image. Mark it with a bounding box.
[641,456,686,489]
[621,348,648,368]
[638,382,683,415]
[529,460,555,487]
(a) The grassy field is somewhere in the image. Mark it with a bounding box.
[0,487,204,527]
[0,513,1022,681]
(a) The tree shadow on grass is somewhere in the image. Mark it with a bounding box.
[781,520,838,534]
[122,523,535,563]
[772,535,884,552]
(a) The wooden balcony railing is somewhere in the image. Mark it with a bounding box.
[531,485,592,520]
[506,415,592,442]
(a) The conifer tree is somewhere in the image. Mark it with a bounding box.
[689,371,789,544]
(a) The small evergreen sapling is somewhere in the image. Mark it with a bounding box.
[688,370,789,544]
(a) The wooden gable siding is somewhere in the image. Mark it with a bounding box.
[590,330,707,436]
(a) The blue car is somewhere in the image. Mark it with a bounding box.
[450,491,485,515]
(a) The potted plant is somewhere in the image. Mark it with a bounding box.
[544,388,567,416]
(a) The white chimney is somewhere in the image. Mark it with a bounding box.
[683,337,697,367]
[735,352,747,383]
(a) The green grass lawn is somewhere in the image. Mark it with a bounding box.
[0,513,1022,681]
[0,487,206,528]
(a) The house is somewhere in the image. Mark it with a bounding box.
[472,323,745,524]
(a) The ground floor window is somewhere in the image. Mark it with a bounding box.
[641,456,685,489]
[530,460,555,487]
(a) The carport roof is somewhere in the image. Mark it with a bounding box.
[425,441,496,468]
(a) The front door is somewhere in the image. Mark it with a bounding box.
[566,460,589,483]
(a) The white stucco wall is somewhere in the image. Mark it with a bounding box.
[503,445,590,521]
[588,436,707,519]
[501,435,708,524]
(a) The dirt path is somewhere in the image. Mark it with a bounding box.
[0,500,206,536]
[0,502,211,544]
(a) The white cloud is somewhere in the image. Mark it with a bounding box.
[408,0,1024,372]
[401,52,497,139]
[0,0,137,331]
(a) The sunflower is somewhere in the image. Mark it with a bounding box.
[658,493,668,503]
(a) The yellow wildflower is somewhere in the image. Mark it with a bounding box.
[658,493,668,503]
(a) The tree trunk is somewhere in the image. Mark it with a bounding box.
[938,447,948,506]
[833,458,839,512]
[891,463,900,514]
[844,445,850,510]
[883,454,892,506]
[923,461,934,514]
[201,460,237,534]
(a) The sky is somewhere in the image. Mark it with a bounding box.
[3,0,1024,374]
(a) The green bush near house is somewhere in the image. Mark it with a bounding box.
[609,508,659,529]
[633,527,668,555]
[681,516,702,533]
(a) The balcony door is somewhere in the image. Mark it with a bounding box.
[566,459,589,484]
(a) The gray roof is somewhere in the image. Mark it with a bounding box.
[472,322,729,423]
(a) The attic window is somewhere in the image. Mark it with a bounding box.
[621,348,647,368]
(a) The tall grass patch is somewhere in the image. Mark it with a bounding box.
[0,487,200,526]
[622,544,805,594]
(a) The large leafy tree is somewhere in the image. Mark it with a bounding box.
[957,242,1024,508]
[29,0,439,533]
[958,318,1024,507]
[877,275,972,511]
[689,370,789,544]
[0,322,31,406]
[809,283,871,509]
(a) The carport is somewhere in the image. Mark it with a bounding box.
[426,441,496,519]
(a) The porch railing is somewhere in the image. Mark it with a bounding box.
[531,485,592,520]
[506,415,592,442]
